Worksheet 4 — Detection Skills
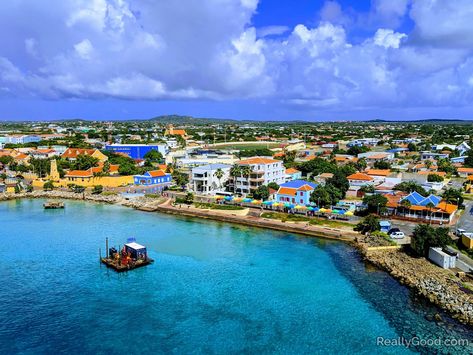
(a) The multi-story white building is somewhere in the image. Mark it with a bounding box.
[229,157,285,194]
[191,163,231,195]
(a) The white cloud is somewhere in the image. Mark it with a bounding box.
[0,0,472,113]
[373,29,407,48]
[74,39,94,59]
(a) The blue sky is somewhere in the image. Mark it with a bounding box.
[0,0,472,121]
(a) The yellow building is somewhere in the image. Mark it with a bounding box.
[462,234,473,249]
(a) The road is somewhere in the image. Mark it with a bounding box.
[455,200,473,232]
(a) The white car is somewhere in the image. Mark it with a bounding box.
[389,231,405,239]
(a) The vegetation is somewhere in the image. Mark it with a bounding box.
[43,180,55,191]
[354,215,380,234]
[92,185,103,194]
[442,188,464,206]
[362,194,388,214]
[427,173,444,182]
[253,185,270,200]
[410,224,451,257]
[394,181,427,196]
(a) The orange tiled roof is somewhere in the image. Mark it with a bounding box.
[62,148,97,159]
[148,170,166,177]
[297,185,313,191]
[238,157,279,165]
[65,169,94,178]
[278,187,296,196]
[347,173,374,181]
[366,169,391,176]
[458,168,473,174]
[365,153,389,160]
[285,168,300,174]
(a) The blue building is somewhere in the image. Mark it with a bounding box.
[276,180,318,205]
[133,170,172,192]
[105,144,168,160]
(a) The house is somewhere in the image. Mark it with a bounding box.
[133,170,172,188]
[358,152,394,163]
[420,151,449,160]
[314,173,334,185]
[276,180,318,205]
[347,138,379,147]
[1,134,41,144]
[347,173,374,186]
[458,167,473,178]
[191,163,231,195]
[62,148,108,162]
[0,183,5,193]
[285,168,302,181]
[229,157,285,194]
[30,149,58,159]
[334,154,357,165]
[164,124,187,138]
[457,142,471,156]
[386,191,457,224]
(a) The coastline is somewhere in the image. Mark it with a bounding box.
[2,191,473,326]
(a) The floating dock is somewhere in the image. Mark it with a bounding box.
[100,238,154,272]
[43,201,65,209]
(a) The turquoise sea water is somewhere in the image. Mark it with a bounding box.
[0,199,472,354]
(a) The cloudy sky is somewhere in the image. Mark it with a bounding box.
[1,0,473,121]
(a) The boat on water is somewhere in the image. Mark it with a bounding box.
[43,201,65,209]
[100,238,154,272]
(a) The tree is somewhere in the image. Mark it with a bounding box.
[360,184,375,194]
[411,225,451,257]
[118,161,140,175]
[394,181,427,196]
[373,160,391,170]
[172,170,189,187]
[310,186,332,207]
[347,145,369,156]
[400,199,412,216]
[214,168,225,189]
[464,149,473,168]
[253,185,270,200]
[426,201,435,224]
[326,170,349,197]
[437,158,456,175]
[70,154,100,171]
[143,150,163,163]
[442,188,463,206]
[407,142,417,152]
[363,193,388,214]
[355,158,367,171]
[184,192,194,204]
[355,215,380,234]
[92,185,103,194]
[43,180,55,191]
[299,157,336,176]
[427,173,444,182]
[268,182,280,191]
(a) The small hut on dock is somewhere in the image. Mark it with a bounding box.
[101,238,153,272]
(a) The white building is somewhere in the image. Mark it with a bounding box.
[229,157,285,194]
[191,163,231,195]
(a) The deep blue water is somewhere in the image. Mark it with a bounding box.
[0,199,472,354]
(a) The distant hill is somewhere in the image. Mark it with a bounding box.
[148,115,240,124]
[366,118,473,125]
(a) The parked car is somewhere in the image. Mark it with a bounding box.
[388,228,401,234]
[455,228,467,237]
[389,230,405,239]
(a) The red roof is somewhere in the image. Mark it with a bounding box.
[347,173,374,181]
[62,148,97,159]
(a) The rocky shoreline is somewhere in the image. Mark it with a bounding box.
[358,244,473,326]
[2,191,473,326]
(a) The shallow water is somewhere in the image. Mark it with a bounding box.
[0,199,471,354]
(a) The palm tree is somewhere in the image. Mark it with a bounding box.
[230,164,242,193]
[400,199,412,217]
[214,168,224,189]
[240,165,252,195]
[426,202,435,225]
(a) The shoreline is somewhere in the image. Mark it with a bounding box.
[2,191,473,326]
